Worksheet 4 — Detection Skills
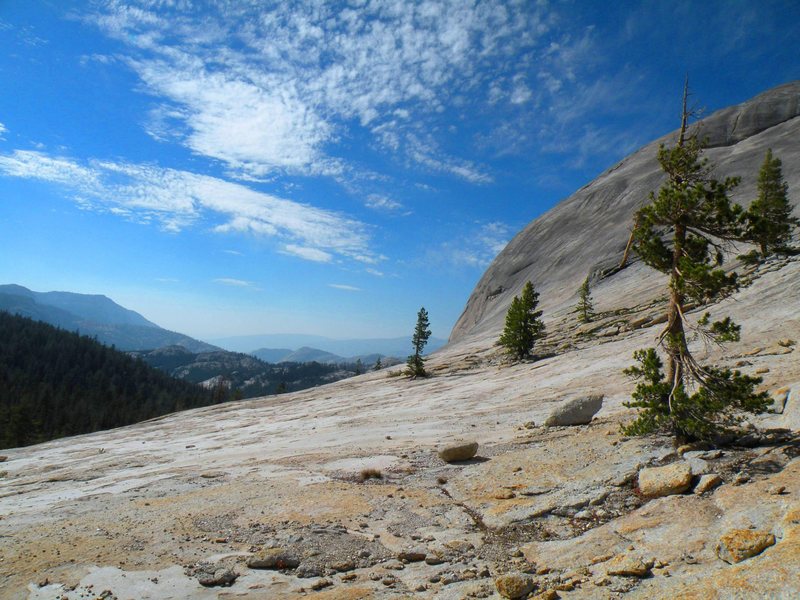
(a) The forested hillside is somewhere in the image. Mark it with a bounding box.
[132,345,372,398]
[0,311,224,449]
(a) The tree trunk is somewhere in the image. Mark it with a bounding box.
[619,214,640,270]
[666,221,687,441]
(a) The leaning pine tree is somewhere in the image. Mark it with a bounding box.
[407,307,431,378]
[743,148,798,260]
[623,81,770,444]
[498,281,545,360]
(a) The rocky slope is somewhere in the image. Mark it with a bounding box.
[1,84,799,600]
[450,81,800,345]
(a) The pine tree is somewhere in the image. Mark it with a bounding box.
[624,81,770,443]
[374,357,383,371]
[406,307,431,377]
[744,149,798,259]
[498,281,545,360]
[575,276,594,323]
[355,358,363,375]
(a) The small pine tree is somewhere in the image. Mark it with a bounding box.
[498,281,545,360]
[355,358,363,375]
[406,307,431,377]
[624,81,770,443]
[744,148,798,259]
[373,357,383,371]
[575,276,594,323]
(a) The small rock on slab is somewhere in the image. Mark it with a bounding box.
[638,462,693,497]
[494,489,516,499]
[330,560,355,572]
[520,486,550,496]
[605,554,654,577]
[544,395,603,426]
[247,548,300,569]
[770,387,790,414]
[495,572,535,599]
[398,550,426,562]
[685,457,709,476]
[438,440,478,463]
[310,578,333,590]
[694,473,722,494]
[716,529,776,563]
[197,568,238,587]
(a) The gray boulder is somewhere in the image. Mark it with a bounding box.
[437,440,478,462]
[544,395,603,426]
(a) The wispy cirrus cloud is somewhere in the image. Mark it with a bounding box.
[328,283,361,292]
[0,149,371,262]
[281,244,333,263]
[213,277,258,288]
[83,1,580,183]
[428,221,512,269]
[365,194,406,213]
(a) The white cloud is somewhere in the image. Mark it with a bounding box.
[213,277,257,288]
[407,134,493,184]
[328,283,361,292]
[430,221,511,269]
[365,194,404,212]
[0,150,101,189]
[0,149,371,263]
[281,244,332,263]
[510,75,533,105]
[223,249,243,256]
[130,59,332,175]
[85,1,554,180]
[0,122,6,139]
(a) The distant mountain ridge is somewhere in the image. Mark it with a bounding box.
[251,346,397,366]
[0,284,160,328]
[214,333,447,359]
[0,284,219,353]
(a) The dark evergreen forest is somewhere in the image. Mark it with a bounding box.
[0,311,222,449]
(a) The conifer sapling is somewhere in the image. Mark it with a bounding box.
[576,276,594,323]
[742,148,798,260]
[498,281,545,360]
[407,307,431,377]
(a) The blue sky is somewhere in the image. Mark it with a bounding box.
[0,1,797,341]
